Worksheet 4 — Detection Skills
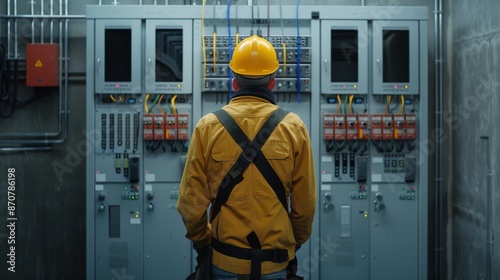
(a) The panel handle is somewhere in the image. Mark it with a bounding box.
[96,57,101,74]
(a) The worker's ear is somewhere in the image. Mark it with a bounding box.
[232,78,240,91]
[268,77,276,90]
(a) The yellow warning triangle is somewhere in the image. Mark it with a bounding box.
[35,59,43,68]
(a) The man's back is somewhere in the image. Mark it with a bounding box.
[178,94,316,275]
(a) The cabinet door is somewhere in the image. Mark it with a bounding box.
[372,20,419,95]
[95,20,142,94]
[143,183,191,280]
[145,20,193,94]
[321,20,368,94]
[370,184,419,280]
[319,184,370,280]
[95,184,144,280]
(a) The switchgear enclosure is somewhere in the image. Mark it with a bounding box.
[86,5,428,280]
[26,43,60,87]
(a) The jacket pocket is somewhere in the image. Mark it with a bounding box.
[255,141,291,201]
[211,144,248,201]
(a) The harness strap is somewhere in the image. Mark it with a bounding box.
[211,237,288,263]
[210,108,290,279]
[211,108,290,221]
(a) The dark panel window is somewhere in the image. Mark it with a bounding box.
[109,205,120,238]
[331,30,358,83]
[156,29,183,82]
[105,29,132,82]
[383,30,409,83]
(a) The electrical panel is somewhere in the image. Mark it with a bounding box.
[319,11,426,280]
[88,12,193,280]
[87,5,428,280]
[26,43,60,87]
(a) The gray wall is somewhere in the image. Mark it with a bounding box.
[0,1,437,280]
[446,0,500,279]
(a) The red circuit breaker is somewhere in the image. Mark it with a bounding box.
[393,114,407,140]
[177,114,189,140]
[406,114,417,140]
[370,115,383,140]
[153,115,165,140]
[382,114,394,140]
[165,114,177,140]
[333,114,346,140]
[26,43,60,87]
[143,115,154,140]
[357,115,369,140]
[346,114,358,140]
[323,113,334,140]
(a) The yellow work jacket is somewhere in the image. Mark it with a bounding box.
[177,94,316,275]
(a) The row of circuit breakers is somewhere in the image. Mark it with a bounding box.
[323,114,416,141]
[99,112,417,149]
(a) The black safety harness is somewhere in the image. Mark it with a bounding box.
[210,108,290,280]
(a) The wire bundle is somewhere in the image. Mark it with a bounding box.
[0,44,16,118]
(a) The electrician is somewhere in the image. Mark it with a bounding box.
[177,35,316,280]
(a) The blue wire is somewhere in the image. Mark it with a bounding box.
[296,0,301,103]
[227,0,233,102]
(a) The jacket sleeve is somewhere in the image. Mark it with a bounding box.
[289,122,317,247]
[176,124,212,248]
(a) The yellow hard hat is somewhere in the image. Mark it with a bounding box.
[229,35,279,83]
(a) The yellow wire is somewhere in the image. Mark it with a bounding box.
[236,33,239,44]
[399,95,405,114]
[144,94,150,114]
[110,95,116,102]
[171,94,178,115]
[348,94,354,114]
[202,0,206,86]
[336,95,342,114]
[213,32,217,71]
[283,42,287,74]
[158,95,165,114]
[385,95,392,114]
